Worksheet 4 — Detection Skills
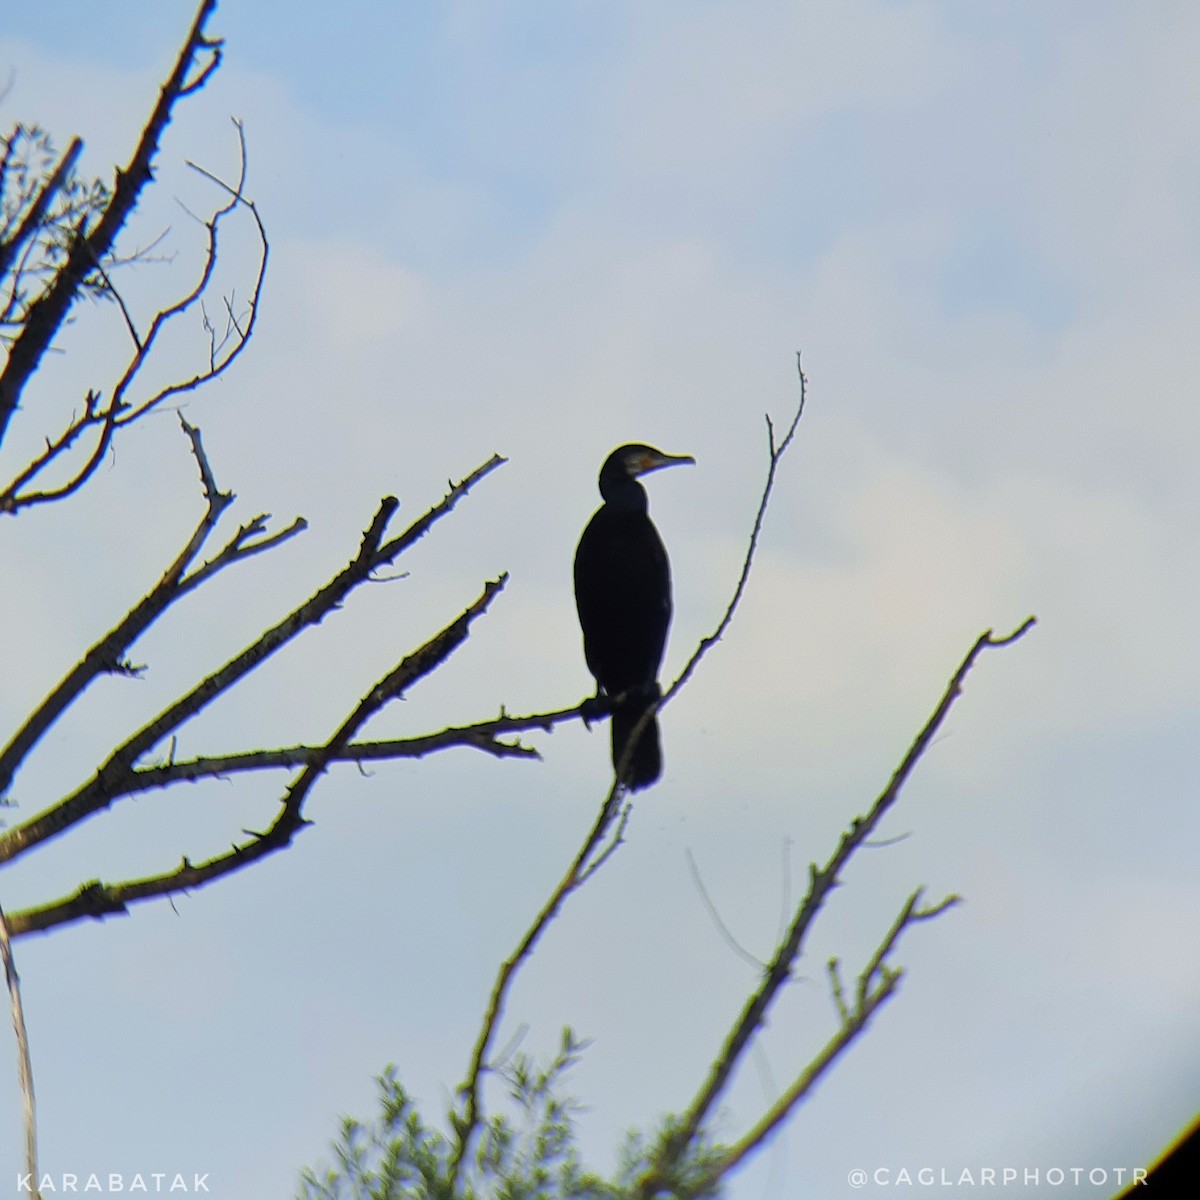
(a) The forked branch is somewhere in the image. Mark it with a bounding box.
[0,117,269,513]
[0,420,293,803]
[0,452,505,866]
[0,0,221,450]
[644,617,1037,1191]
[684,889,960,1195]
[4,576,507,938]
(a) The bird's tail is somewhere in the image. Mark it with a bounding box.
[611,688,662,791]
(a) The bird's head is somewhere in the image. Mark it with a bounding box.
[602,443,695,484]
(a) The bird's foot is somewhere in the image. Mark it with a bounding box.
[580,693,612,728]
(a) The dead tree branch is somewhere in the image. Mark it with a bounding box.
[0,116,269,513]
[687,889,960,1194]
[641,617,1037,1192]
[23,699,593,812]
[666,351,807,702]
[0,452,505,869]
[450,774,625,1188]
[5,576,507,938]
[0,420,295,803]
[0,3,267,517]
[0,133,82,285]
[0,0,220,448]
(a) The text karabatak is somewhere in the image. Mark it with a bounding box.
[16,1174,210,1193]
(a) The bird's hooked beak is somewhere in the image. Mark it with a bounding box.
[631,449,695,478]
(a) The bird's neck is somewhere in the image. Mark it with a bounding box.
[601,477,648,514]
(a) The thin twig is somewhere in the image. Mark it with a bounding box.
[0,134,82,284]
[577,802,632,885]
[0,905,38,1196]
[82,247,143,352]
[2,108,269,513]
[827,958,849,1024]
[665,352,808,702]
[686,848,765,970]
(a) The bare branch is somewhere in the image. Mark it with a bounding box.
[5,577,508,938]
[96,696,588,802]
[0,390,104,512]
[665,351,808,703]
[0,133,82,283]
[179,34,224,97]
[0,455,505,864]
[827,958,850,1024]
[1,114,269,513]
[577,801,631,885]
[80,243,142,352]
[0,420,260,802]
[110,119,267,428]
[372,454,507,564]
[121,730,540,794]
[178,411,229,510]
[650,617,1037,1181]
[0,0,221,448]
[48,696,596,810]
[450,774,626,1186]
[181,512,308,589]
[690,888,960,1191]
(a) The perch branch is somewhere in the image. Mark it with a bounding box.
[449,372,812,1184]
[62,697,596,806]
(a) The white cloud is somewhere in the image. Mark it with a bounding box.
[290,237,426,351]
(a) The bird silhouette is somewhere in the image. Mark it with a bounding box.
[574,443,693,789]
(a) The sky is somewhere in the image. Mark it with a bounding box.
[1,1,1198,1197]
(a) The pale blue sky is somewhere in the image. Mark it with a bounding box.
[1,2,1198,1198]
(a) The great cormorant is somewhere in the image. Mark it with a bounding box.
[574,443,694,790]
